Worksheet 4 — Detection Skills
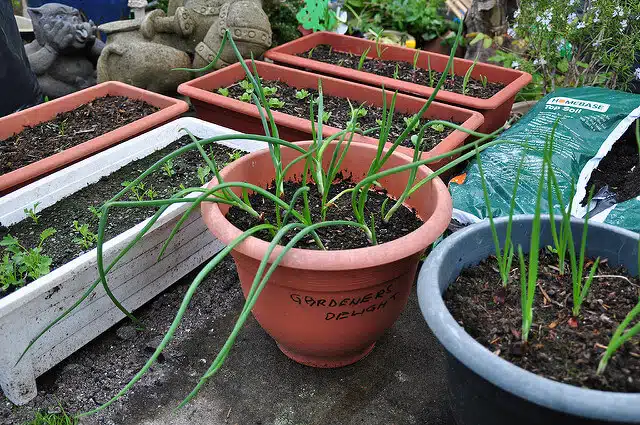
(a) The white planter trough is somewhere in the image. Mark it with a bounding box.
[0,117,265,405]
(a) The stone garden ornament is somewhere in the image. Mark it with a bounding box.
[25,3,104,99]
[97,0,272,94]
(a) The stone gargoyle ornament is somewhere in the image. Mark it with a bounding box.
[25,3,104,99]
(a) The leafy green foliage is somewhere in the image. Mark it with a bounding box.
[264,0,304,47]
[162,159,175,177]
[1,229,56,292]
[217,87,229,97]
[322,111,332,124]
[263,86,278,97]
[24,202,41,224]
[430,123,445,132]
[197,166,211,185]
[72,221,98,250]
[267,97,285,109]
[239,92,252,102]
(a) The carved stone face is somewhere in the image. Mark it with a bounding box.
[28,3,97,50]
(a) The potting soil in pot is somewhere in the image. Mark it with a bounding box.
[226,178,424,250]
[450,87,640,232]
[0,96,159,175]
[444,249,640,392]
[223,80,459,150]
[298,45,504,99]
[0,135,242,299]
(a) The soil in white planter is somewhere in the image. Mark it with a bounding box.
[444,249,640,392]
[0,135,242,300]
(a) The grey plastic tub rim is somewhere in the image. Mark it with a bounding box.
[418,215,640,423]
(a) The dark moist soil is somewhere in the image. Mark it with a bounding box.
[226,177,424,250]
[225,80,458,151]
[299,45,504,99]
[585,120,640,204]
[0,135,242,300]
[0,96,159,175]
[445,249,640,392]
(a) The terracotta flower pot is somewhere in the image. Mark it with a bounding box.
[0,81,188,195]
[201,141,452,367]
[178,61,484,171]
[264,32,532,133]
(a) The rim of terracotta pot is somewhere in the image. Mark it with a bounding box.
[201,141,452,271]
[178,60,485,166]
[0,81,188,194]
[265,32,533,111]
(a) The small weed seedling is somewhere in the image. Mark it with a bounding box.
[322,111,332,124]
[72,221,98,250]
[88,205,103,220]
[403,114,420,128]
[239,79,253,93]
[145,186,158,200]
[121,181,146,202]
[162,159,175,177]
[358,47,371,71]
[57,119,68,136]
[263,86,277,97]
[393,63,400,80]
[267,97,285,109]
[197,165,211,185]
[430,123,445,133]
[0,228,56,291]
[217,87,229,97]
[462,55,479,95]
[24,202,41,224]
[412,49,420,70]
[295,89,310,100]
[224,151,243,167]
[239,92,252,102]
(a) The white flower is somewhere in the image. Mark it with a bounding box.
[511,61,520,69]
[593,9,600,23]
[592,40,601,48]
[621,19,628,30]
[635,67,640,81]
[612,6,623,17]
[536,8,553,26]
[513,8,520,19]
[567,13,577,24]
[576,21,586,29]
[569,0,577,4]
[513,22,518,29]
[507,27,516,37]
[533,58,547,66]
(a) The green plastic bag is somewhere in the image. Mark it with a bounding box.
[450,87,640,232]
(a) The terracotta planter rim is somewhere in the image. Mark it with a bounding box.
[0,81,189,194]
[178,60,485,162]
[201,141,452,271]
[264,32,533,111]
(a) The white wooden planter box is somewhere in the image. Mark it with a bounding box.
[0,117,265,405]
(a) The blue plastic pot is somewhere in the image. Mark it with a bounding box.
[26,0,129,26]
[418,216,640,424]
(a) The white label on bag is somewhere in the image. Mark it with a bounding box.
[546,97,610,112]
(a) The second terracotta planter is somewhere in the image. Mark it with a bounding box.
[201,141,452,367]
[178,61,484,171]
[265,32,532,133]
[0,81,188,195]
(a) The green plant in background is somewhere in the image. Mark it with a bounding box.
[1,228,56,291]
[20,23,509,417]
[264,0,304,47]
[296,0,338,32]
[498,0,640,96]
[295,89,310,100]
[24,202,41,225]
[162,159,175,177]
[72,221,98,250]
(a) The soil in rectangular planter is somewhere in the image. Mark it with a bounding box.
[226,177,424,251]
[224,80,459,151]
[298,45,505,99]
[444,249,640,392]
[0,96,159,176]
[584,121,640,204]
[0,135,242,300]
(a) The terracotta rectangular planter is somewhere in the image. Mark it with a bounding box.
[178,61,484,170]
[264,32,532,133]
[0,81,189,196]
[0,117,266,406]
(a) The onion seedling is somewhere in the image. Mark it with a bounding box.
[597,292,640,375]
[24,202,41,224]
[412,49,419,70]
[357,47,370,71]
[480,75,488,88]
[393,63,400,80]
[427,56,434,87]
[462,55,479,95]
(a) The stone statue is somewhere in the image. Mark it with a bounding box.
[97,0,272,94]
[25,3,104,99]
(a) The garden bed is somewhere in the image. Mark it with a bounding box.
[178,61,484,170]
[0,117,264,405]
[265,32,531,133]
[0,81,189,195]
